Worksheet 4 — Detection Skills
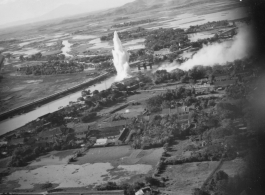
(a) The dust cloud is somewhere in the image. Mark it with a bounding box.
[157,24,256,72]
[179,24,256,70]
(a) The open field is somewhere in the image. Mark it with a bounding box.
[73,146,132,166]
[0,146,163,192]
[161,161,219,195]
[29,149,77,167]
[1,163,152,190]
[0,72,97,113]
[160,158,245,195]
[220,158,245,177]
[73,146,164,167]
[116,104,145,118]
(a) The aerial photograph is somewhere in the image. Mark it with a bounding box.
[0,0,265,194]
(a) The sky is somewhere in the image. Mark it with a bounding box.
[0,0,135,27]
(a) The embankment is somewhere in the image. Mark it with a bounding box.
[0,72,111,121]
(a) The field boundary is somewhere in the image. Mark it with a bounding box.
[201,159,224,190]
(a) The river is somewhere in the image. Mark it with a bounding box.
[0,33,167,136]
[0,63,158,136]
[0,76,116,136]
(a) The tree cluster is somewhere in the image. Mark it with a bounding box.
[111,19,154,28]
[145,28,188,51]
[186,20,230,33]
[18,60,84,75]
[101,27,147,41]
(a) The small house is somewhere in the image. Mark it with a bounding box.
[135,187,152,195]
[94,138,108,147]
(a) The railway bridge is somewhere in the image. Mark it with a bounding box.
[129,60,153,70]
[217,27,238,38]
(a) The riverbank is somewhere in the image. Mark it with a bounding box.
[0,72,111,121]
[0,72,97,111]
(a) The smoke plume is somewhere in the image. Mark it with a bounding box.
[112,31,131,81]
[155,62,180,72]
[179,24,256,70]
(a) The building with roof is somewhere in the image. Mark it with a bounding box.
[135,187,152,195]
[94,138,108,147]
[116,128,129,144]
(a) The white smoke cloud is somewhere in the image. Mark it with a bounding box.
[155,61,180,72]
[179,24,256,70]
[112,31,131,81]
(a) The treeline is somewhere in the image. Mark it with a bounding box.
[145,28,188,51]
[100,27,147,41]
[190,35,219,48]
[113,17,130,21]
[152,58,254,85]
[111,19,154,28]
[186,20,231,33]
[96,177,162,195]
[80,55,112,63]
[8,132,80,167]
[152,66,213,84]
[19,51,65,62]
[78,55,113,70]
[18,61,84,75]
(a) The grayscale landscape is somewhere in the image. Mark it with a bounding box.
[0,0,264,195]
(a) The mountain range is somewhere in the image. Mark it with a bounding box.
[106,0,221,15]
[0,0,234,29]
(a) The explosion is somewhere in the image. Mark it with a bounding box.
[112,31,131,81]
[156,24,256,72]
[180,24,256,70]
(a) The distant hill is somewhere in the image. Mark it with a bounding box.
[0,0,236,30]
[104,0,222,15]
